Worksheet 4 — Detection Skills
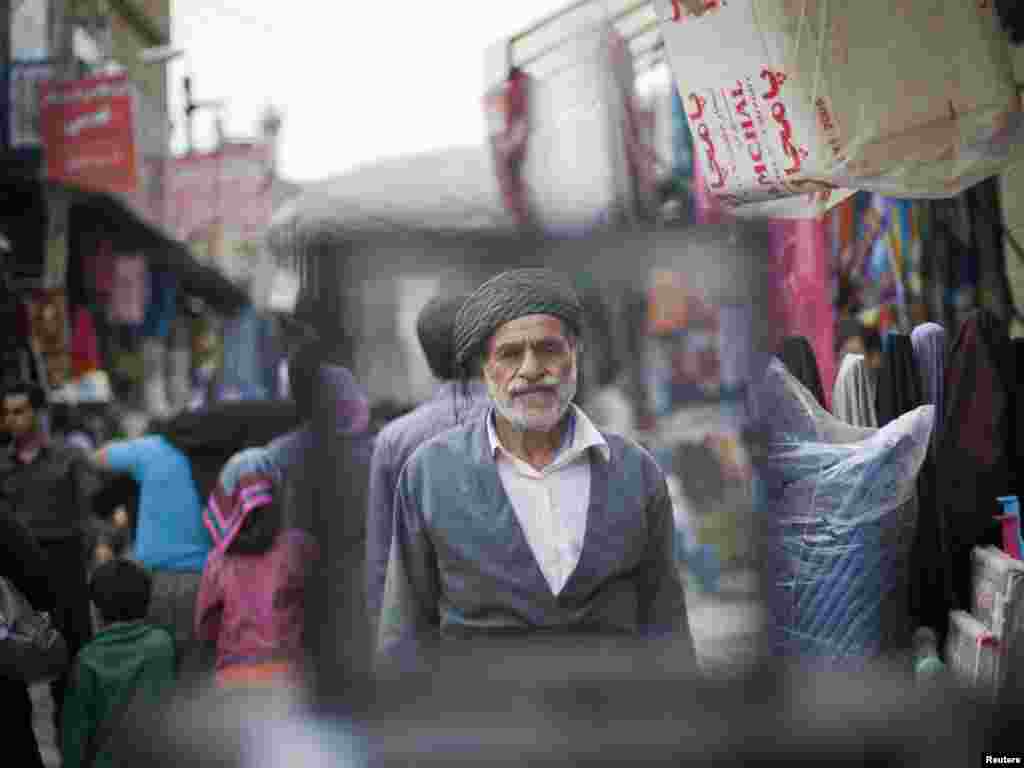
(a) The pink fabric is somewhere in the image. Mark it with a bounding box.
[693,161,835,402]
[71,306,100,377]
[195,528,319,671]
[87,239,115,297]
[768,219,836,406]
[108,254,147,325]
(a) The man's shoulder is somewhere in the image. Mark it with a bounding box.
[378,399,482,457]
[598,429,665,490]
[401,416,484,478]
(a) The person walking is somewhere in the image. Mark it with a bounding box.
[365,293,490,629]
[377,269,696,671]
[1,381,95,739]
[195,473,317,689]
[0,509,62,768]
[89,421,211,685]
[60,559,176,768]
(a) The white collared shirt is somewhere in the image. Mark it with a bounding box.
[487,405,610,596]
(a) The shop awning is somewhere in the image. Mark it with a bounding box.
[65,182,250,315]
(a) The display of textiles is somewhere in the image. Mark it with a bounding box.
[753,359,934,661]
[108,254,147,327]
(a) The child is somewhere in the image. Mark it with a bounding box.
[195,469,318,688]
[61,559,176,768]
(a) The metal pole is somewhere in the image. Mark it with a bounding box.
[183,75,195,155]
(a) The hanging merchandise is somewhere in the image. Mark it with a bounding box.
[220,307,268,401]
[107,253,147,327]
[141,269,178,339]
[936,310,1016,615]
[654,0,1023,219]
[142,337,170,418]
[70,305,100,377]
[484,66,533,227]
[27,287,71,390]
[166,315,193,414]
[485,21,642,232]
[769,218,836,399]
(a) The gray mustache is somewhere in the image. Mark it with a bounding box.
[510,385,559,398]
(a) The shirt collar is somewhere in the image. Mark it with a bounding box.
[487,404,610,465]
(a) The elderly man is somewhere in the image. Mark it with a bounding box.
[377,269,695,670]
[366,293,490,629]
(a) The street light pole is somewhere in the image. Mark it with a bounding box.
[184,75,196,155]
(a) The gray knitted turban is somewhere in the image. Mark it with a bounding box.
[416,293,470,382]
[453,268,583,373]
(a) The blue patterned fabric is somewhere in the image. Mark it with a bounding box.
[755,359,933,661]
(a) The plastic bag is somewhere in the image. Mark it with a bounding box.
[655,0,1022,218]
[752,359,935,659]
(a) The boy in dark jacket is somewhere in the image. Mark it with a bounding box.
[61,559,176,768]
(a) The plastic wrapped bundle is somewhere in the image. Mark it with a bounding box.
[753,359,934,661]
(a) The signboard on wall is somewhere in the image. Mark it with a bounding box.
[9,60,53,148]
[39,73,138,195]
[166,142,272,243]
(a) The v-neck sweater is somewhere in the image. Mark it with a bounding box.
[378,410,695,668]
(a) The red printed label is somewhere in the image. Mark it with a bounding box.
[683,64,824,206]
[668,0,725,23]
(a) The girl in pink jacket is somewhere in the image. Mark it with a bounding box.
[195,468,317,688]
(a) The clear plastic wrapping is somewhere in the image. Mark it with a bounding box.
[753,359,935,658]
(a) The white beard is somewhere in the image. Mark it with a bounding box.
[488,367,577,433]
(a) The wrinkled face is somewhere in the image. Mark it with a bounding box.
[2,394,36,439]
[483,314,578,433]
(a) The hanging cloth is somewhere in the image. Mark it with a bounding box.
[70,306,101,378]
[908,322,953,640]
[832,354,878,428]
[1015,339,1024,499]
[141,269,178,340]
[876,333,923,427]
[777,336,827,409]
[108,254,147,326]
[936,309,1015,612]
[910,323,947,444]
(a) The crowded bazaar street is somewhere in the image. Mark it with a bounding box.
[4,1,1024,766]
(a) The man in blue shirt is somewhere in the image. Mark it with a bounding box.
[365,294,490,629]
[91,426,211,683]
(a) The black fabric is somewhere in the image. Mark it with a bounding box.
[0,677,47,768]
[153,401,300,506]
[936,310,1015,614]
[875,333,923,427]
[0,512,54,768]
[776,336,827,408]
[37,534,93,738]
[1016,339,1024,497]
[453,269,583,372]
[417,294,470,382]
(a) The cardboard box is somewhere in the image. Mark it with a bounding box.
[945,610,999,695]
[971,546,1024,639]
[655,0,1022,218]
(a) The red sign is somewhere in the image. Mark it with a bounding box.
[165,143,272,243]
[39,73,138,195]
